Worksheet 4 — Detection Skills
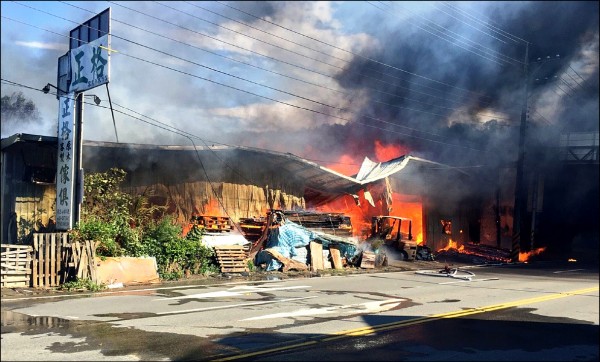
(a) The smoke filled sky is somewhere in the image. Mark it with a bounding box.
[1,1,598,171]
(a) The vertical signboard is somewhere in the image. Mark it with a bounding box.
[55,7,111,230]
[56,94,76,230]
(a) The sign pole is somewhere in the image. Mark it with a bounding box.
[73,92,84,227]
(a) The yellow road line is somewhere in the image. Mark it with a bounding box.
[212,286,598,361]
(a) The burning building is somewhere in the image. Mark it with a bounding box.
[2,132,597,265]
[1,133,471,248]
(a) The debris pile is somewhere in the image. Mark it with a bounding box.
[435,242,511,264]
[253,211,359,272]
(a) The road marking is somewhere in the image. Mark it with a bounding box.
[553,269,585,274]
[156,296,317,315]
[241,298,405,321]
[212,286,599,361]
[154,285,311,301]
[439,277,500,284]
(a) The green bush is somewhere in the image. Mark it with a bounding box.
[142,218,217,278]
[59,278,106,292]
[71,218,122,257]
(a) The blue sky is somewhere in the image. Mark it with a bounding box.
[2,1,598,168]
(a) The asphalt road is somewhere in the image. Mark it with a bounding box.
[1,261,598,361]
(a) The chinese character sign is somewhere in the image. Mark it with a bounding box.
[56,94,75,230]
[70,34,110,93]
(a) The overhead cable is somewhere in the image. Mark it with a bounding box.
[215,0,500,101]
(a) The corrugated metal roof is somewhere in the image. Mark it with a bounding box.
[1,134,468,205]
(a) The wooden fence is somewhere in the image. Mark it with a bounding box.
[1,233,99,289]
[32,233,70,288]
[1,244,33,287]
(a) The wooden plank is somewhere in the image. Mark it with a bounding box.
[88,240,97,283]
[0,244,32,249]
[78,246,88,279]
[32,236,38,288]
[263,248,308,272]
[310,242,323,272]
[44,234,50,287]
[50,233,56,286]
[329,246,343,270]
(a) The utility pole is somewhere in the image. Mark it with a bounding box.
[511,43,529,263]
[511,44,560,262]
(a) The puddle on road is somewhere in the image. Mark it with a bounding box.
[1,310,234,361]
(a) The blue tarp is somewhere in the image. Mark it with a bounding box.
[255,220,358,271]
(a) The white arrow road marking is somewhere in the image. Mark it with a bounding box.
[240,298,405,321]
[156,296,318,315]
[154,285,311,301]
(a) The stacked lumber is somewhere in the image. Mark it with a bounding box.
[192,215,233,232]
[238,217,266,243]
[283,211,352,236]
[1,244,33,288]
[214,245,249,273]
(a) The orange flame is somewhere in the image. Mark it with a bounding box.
[390,193,423,244]
[437,238,465,252]
[374,140,409,161]
[320,141,423,242]
[326,154,361,176]
[519,247,547,262]
[202,198,224,216]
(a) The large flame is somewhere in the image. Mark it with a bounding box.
[319,140,423,241]
[390,193,423,244]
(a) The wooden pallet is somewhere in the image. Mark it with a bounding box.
[194,215,233,232]
[1,244,33,288]
[214,246,249,273]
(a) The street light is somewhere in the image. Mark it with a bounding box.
[42,83,101,105]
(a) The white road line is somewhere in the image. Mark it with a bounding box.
[553,269,585,274]
[156,296,317,315]
[439,278,500,285]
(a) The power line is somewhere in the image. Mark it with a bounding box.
[61,3,469,123]
[366,2,514,68]
[215,0,500,101]
[38,2,516,125]
[438,1,528,44]
[4,6,460,138]
[569,65,587,83]
[58,1,517,119]
[103,1,503,112]
[430,2,512,45]
[1,15,485,152]
[376,1,523,66]
[179,1,486,105]
[1,77,250,226]
[149,1,345,73]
